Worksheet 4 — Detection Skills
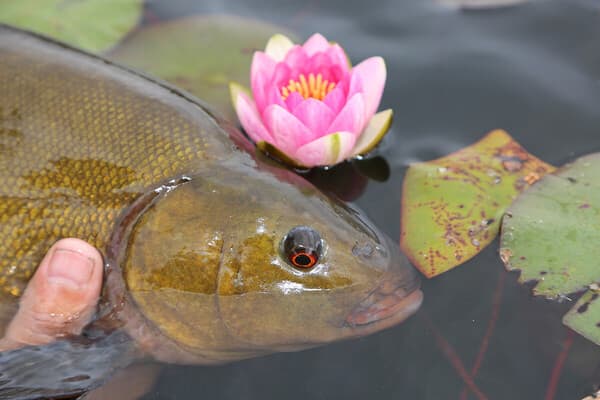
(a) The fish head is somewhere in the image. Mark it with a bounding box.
[118,160,422,362]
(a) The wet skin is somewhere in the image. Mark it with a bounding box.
[0,24,422,367]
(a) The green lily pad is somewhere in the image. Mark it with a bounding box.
[500,153,600,298]
[108,15,295,120]
[401,129,555,278]
[500,153,600,346]
[563,288,600,347]
[0,0,142,52]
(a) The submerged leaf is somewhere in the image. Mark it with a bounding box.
[401,129,554,278]
[0,0,142,52]
[108,15,294,120]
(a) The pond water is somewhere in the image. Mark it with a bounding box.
[136,0,600,398]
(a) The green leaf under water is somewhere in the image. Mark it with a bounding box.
[0,0,143,52]
[107,15,295,120]
[400,129,555,278]
[500,153,600,346]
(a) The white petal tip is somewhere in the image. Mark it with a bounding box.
[229,82,251,112]
[265,34,294,61]
[351,109,393,156]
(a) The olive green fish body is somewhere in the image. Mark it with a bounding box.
[0,25,240,302]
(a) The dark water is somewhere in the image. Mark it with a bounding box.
[135,0,600,398]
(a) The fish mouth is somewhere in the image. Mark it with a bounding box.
[344,275,423,334]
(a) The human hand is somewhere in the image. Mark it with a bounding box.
[0,238,103,350]
[0,239,160,399]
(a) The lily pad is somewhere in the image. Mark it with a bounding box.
[563,288,600,348]
[108,15,294,120]
[500,153,600,298]
[401,129,555,278]
[0,0,142,52]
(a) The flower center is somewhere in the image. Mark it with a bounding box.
[280,73,336,101]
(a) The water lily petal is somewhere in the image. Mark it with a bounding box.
[231,85,274,144]
[302,33,331,56]
[264,84,286,109]
[251,52,278,112]
[264,33,294,62]
[326,43,351,72]
[292,98,336,143]
[272,62,292,88]
[328,93,366,135]
[293,131,357,167]
[306,52,336,76]
[283,45,309,72]
[349,56,386,120]
[350,109,393,157]
[284,91,304,113]
[323,86,346,114]
[263,104,312,155]
[251,51,277,83]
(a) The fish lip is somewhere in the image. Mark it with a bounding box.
[344,276,423,329]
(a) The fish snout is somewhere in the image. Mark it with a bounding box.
[345,273,422,327]
[345,237,422,330]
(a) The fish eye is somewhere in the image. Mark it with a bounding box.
[281,226,323,269]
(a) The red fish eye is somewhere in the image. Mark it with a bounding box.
[289,251,318,268]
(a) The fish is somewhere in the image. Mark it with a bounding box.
[0,24,422,398]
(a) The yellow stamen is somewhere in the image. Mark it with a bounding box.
[280,73,336,101]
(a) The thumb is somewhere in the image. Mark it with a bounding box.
[0,238,103,350]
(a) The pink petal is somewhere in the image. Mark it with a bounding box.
[302,33,331,56]
[349,57,386,120]
[271,62,292,92]
[253,62,293,113]
[323,86,346,114]
[292,99,336,144]
[283,46,309,72]
[347,68,364,98]
[251,53,283,113]
[263,104,312,155]
[284,91,304,113]
[264,85,286,109]
[328,93,366,135]
[292,131,357,167]
[251,52,277,86]
[325,44,351,73]
[234,91,274,144]
[306,53,336,75]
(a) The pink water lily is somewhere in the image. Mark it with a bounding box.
[230,33,392,168]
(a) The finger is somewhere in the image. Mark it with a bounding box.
[0,238,103,350]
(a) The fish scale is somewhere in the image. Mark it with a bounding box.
[0,25,232,300]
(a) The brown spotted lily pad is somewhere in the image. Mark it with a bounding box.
[500,153,600,345]
[401,129,555,278]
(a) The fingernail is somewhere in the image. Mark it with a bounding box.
[47,248,95,287]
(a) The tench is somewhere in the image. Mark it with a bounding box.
[0,24,422,398]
